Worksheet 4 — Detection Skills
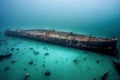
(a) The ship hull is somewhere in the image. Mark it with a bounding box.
[5,29,118,55]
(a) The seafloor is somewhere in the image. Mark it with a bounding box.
[0,25,120,80]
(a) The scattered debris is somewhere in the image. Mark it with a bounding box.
[0,53,12,61]
[24,68,27,71]
[23,73,30,80]
[44,71,51,76]
[44,52,49,56]
[112,61,120,75]
[16,48,20,51]
[25,73,30,77]
[28,60,33,65]
[4,66,10,71]
[11,60,16,64]
[83,57,87,61]
[96,60,100,63]
[10,48,15,51]
[94,78,97,80]
[43,47,48,50]
[101,71,109,80]
[73,58,79,64]
[33,51,39,55]
[42,64,45,67]
[29,47,33,50]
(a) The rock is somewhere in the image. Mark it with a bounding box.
[33,51,39,55]
[43,47,48,50]
[4,66,10,71]
[44,52,49,56]
[24,68,27,71]
[28,60,33,65]
[96,60,100,63]
[44,71,51,76]
[73,58,79,64]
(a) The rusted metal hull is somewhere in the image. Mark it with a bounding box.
[5,29,118,55]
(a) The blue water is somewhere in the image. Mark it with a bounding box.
[0,0,120,80]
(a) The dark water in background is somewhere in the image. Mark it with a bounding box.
[0,0,120,80]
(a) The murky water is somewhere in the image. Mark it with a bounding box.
[0,0,120,80]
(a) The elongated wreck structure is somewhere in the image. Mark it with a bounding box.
[5,29,118,55]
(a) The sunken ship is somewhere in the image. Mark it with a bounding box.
[5,29,118,55]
